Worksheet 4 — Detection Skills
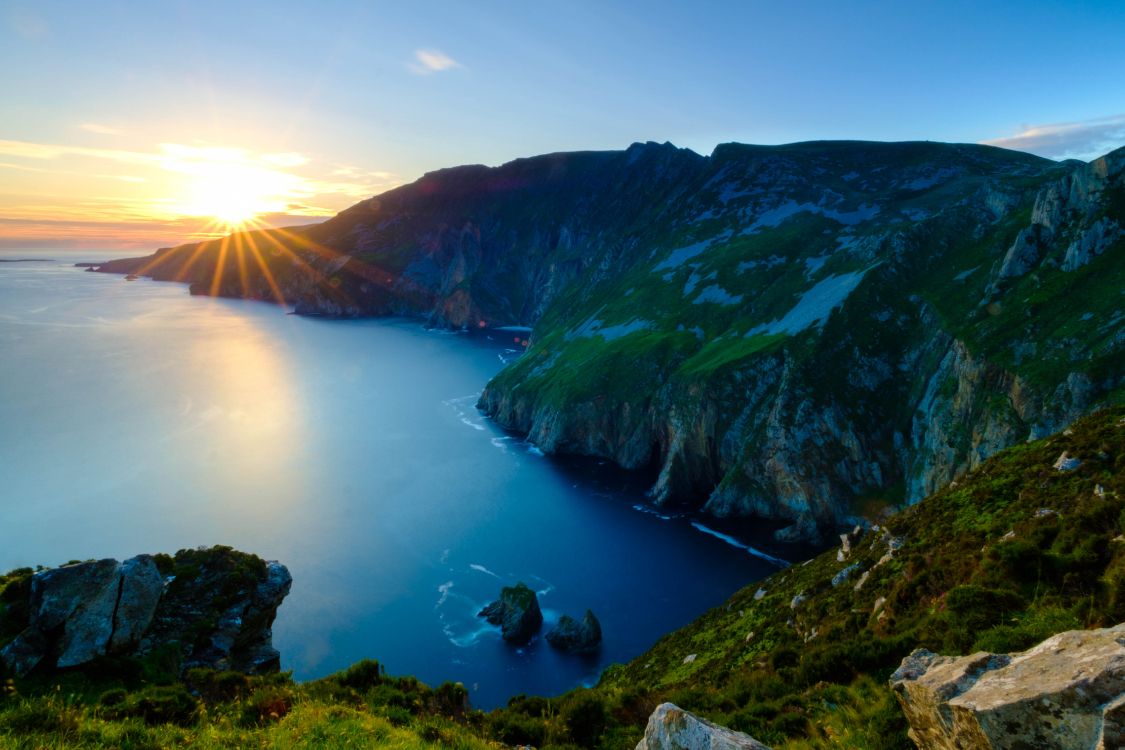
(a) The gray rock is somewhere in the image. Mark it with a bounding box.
[1,556,163,673]
[890,623,1125,749]
[54,565,121,668]
[831,563,860,587]
[109,555,163,652]
[1053,452,1082,471]
[139,551,292,674]
[546,610,602,654]
[28,558,119,632]
[635,702,771,750]
[0,627,48,676]
[1062,217,1121,271]
[0,548,290,677]
[997,226,1043,279]
[478,582,543,644]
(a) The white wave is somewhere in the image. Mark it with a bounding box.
[460,416,485,431]
[436,581,454,607]
[442,621,497,648]
[633,503,673,521]
[689,521,789,567]
[470,563,501,579]
[526,445,545,456]
[490,437,510,451]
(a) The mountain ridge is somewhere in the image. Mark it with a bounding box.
[96,139,1125,542]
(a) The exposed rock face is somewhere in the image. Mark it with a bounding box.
[546,610,602,653]
[635,702,771,750]
[96,142,1125,540]
[0,548,291,677]
[478,582,543,644]
[890,623,1125,749]
[0,556,163,674]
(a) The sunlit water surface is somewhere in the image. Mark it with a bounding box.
[0,251,802,708]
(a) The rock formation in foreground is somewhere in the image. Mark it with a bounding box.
[477,582,543,644]
[890,623,1125,750]
[546,609,602,653]
[0,546,291,677]
[635,702,771,750]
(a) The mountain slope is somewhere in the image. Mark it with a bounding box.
[97,140,1125,540]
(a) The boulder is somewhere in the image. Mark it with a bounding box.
[0,556,162,674]
[546,610,602,654]
[109,556,164,652]
[635,702,771,750]
[890,623,1125,749]
[478,582,542,644]
[0,548,290,677]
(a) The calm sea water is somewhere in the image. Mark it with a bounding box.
[0,250,800,708]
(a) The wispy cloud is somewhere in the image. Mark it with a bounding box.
[78,122,123,136]
[982,114,1125,162]
[408,48,462,75]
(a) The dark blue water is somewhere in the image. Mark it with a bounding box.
[0,251,797,708]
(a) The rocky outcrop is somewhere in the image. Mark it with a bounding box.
[478,583,543,644]
[890,623,1125,749]
[635,703,771,750]
[546,610,602,654]
[0,547,291,677]
[0,556,163,675]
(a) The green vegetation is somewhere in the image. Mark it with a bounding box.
[3,408,1123,748]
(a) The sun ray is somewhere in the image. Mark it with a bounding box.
[234,230,250,298]
[209,233,231,297]
[242,226,289,307]
[173,237,219,284]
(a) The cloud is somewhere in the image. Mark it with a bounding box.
[409,48,462,75]
[0,136,403,247]
[261,152,309,168]
[78,122,123,136]
[982,114,1125,162]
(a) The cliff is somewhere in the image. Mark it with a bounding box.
[96,141,1125,541]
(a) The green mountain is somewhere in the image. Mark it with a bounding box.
[97,140,1125,541]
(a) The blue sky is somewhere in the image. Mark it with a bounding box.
[2,0,1124,247]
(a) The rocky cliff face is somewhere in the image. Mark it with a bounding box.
[0,547,291,677]
[97,141,1125,541]
[890,624,1125,750]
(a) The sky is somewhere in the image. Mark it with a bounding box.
[2,0,1124,249]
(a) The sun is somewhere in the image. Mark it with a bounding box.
[169,153,294,230]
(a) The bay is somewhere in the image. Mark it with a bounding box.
[0,251,796,708]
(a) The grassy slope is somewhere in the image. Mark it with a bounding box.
[2,407,1123,749]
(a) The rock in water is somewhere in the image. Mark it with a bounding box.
[546,609,602,653]
[890,623,1125,749]
[635,702,771,750]
[0,547,291,677]
[477,582,542,644]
